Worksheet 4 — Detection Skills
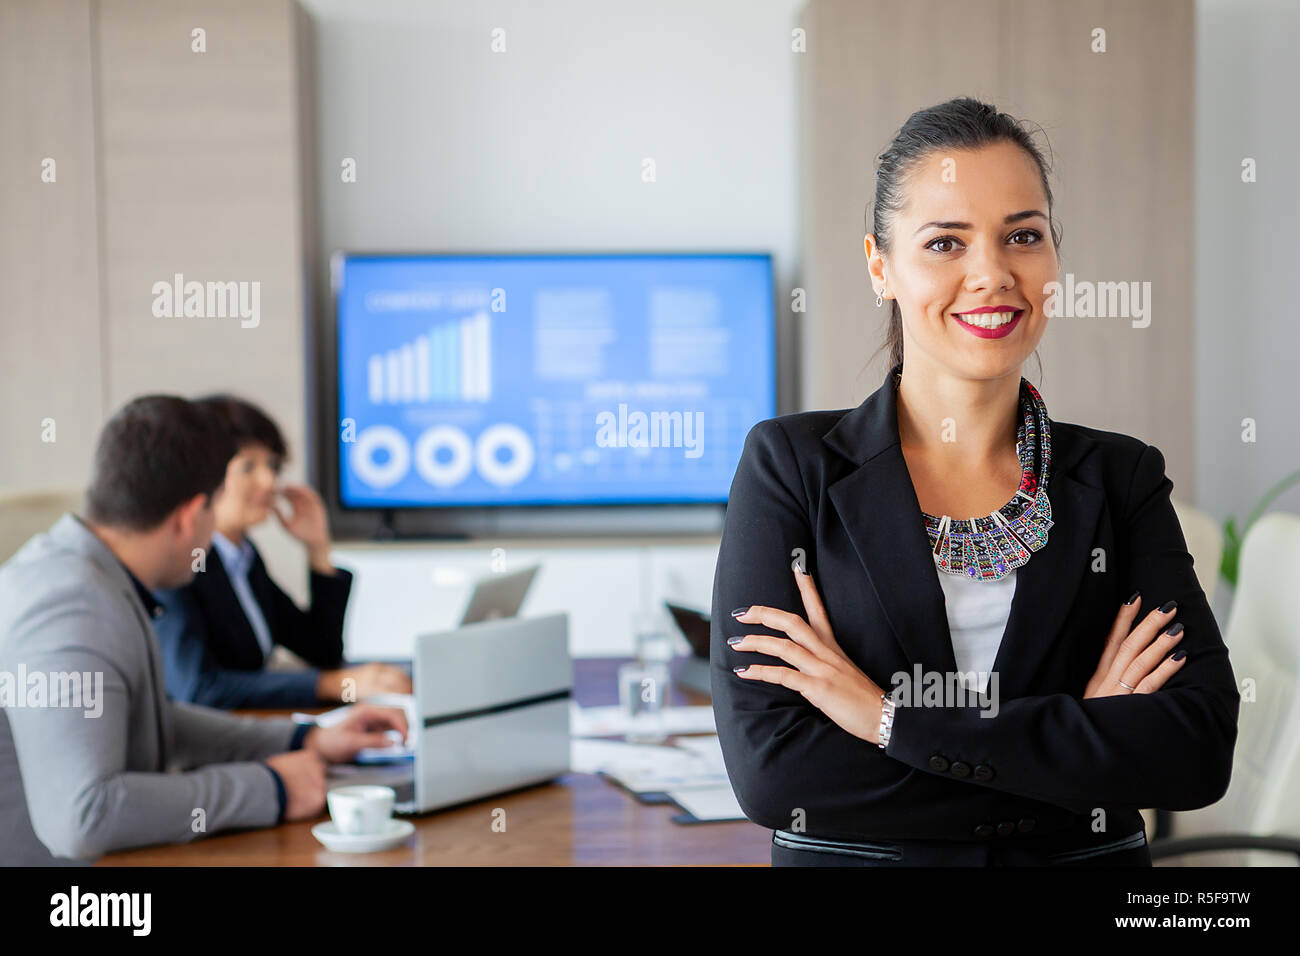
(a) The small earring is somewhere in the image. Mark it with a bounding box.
[875,284,885,308]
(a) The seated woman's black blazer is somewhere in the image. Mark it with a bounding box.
[154,540,352,709]
[710,368,1240,850]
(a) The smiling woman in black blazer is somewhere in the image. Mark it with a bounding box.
[710,98,1240,867]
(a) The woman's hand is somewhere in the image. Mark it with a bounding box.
[729,566,886,744]
[273,484,334,573]
[1083,594,1187,698]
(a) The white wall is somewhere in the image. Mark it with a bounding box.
[1195,0,1300,618]
[297,0,804,657]
[300,0,802,354]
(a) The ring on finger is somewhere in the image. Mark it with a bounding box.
[1117,679,1136,691]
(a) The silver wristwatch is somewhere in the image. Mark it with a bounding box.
[876,693,896,749]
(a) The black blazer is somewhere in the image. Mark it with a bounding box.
[710,369,1240,847]
[154,541,352,709]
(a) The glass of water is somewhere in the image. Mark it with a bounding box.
[619,608,675,744]
[618,659,670,745]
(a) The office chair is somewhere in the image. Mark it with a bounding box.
[1147,512,1300,865]
[1132,498,1225,843]
[1171,497,1224,614]
[0,488,84,564]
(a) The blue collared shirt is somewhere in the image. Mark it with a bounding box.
[210,531,275,660]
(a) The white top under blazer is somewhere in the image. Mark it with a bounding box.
[933,556,1016,694]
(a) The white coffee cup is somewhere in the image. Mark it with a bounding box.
[327,785,396,836]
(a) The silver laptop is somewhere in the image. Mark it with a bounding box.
[377,566,542,679]
[380,612,571,814]
[459,564,540,625]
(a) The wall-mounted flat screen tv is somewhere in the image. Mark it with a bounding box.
[333,252,776,510]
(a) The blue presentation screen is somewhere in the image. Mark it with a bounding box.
[335,253,776,508]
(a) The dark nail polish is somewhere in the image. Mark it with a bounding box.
[1158,600,1177,613]
[730,606,750,617]
[733,665,749,673]
[727,636,744,646]
[1171,650,1186,661]
[1163,622,1184,637]
[1125,591,1140,605]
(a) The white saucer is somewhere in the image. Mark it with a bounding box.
[311,818,414,853]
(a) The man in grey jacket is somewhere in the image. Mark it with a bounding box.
[0,395,405,864]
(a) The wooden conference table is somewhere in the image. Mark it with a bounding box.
[98,657,770,866]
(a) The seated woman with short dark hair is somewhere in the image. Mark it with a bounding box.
[154,394,411,708]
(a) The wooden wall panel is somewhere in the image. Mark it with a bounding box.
[0,0,103,491]
[94,0,313,597]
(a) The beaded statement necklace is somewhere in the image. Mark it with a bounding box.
[893,367,1055,582]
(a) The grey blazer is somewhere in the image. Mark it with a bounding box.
[0,513,299,864]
